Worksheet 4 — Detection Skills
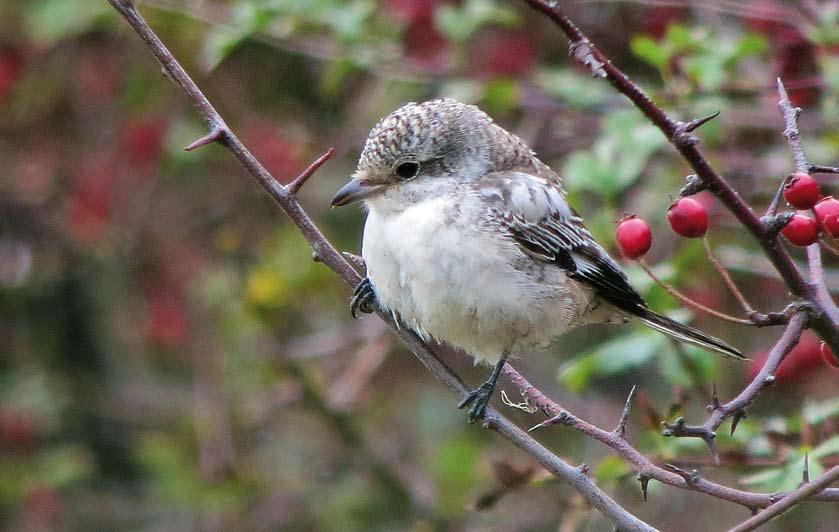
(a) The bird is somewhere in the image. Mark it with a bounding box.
[331,98,744,423]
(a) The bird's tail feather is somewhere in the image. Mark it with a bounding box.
[637,309,746,361]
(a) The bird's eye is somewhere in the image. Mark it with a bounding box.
[395,161,419,179]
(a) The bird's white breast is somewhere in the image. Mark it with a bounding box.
[362,191,589,364]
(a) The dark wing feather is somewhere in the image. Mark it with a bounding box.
[475,171,647,314]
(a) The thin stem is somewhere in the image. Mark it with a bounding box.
[728,466,839,532]
[637,259,753,325]
[702,236,754,314]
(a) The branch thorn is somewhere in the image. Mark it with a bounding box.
[185,126,226,151]
[683,111,720,133]
[679,174,707,197]
[637,473,650,501]
[761,212,795,237]
[664,463,701,486]
[802,452,810,484]
[730,409,747,436]
[613,385,636,439]
[528,412,568,432]
[287,148,335,195]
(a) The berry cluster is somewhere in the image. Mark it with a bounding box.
[615,172,839,258]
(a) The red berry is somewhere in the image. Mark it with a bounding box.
[783,172,820,209]
[781,214,819,246]
[814,196,839,237]
[615,216,652,259]
[667,197,708,238]
[820,342,839,369]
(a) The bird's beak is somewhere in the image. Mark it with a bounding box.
[330,179,384,207]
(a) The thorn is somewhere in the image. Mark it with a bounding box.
[528,412,568,432]
[679,174,707,197]
[761,212,795,236]
[730,409,747,436]
[287,147,335,195]
[613,385,637,439]
[185,126,226,151]
[665,463,701,486]
[802,453,810,484]
[683,111,720,132]
[707,382,721,412]
[312,251,323,263]
[764,375,776,386]
[661,416,685,437]
[637,473,650,501]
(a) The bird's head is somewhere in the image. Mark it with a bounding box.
[331,98,509,209]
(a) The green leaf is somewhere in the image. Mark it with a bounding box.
[812,435,839,460]
[803,398,839,425]
[26,0,113,44]
[559,331,665,392]
[535,68,610,109]
[630,36,668,71]
[435,0,519,44]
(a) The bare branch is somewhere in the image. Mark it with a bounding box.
[777,78,839,357]
[519,0,839,359]
[106,2,657,530]
[728,466,839,532]
[502,362,839,508]
[658,312,807,460]
[287,148,335,195]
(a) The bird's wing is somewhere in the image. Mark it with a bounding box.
[472,171,647,314]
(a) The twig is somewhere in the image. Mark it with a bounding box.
[702,236,753,314]
[519,0,839,360]
[727,466,839,532]
[287,148,335,196]
[659,312,807,463]
[106,2,657,530]
[637,259,755,325]
[502,356,839,509]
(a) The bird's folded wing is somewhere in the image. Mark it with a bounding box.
[473,171,647,314]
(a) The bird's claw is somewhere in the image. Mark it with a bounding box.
[458,382,495,423]
[350,277,377,319]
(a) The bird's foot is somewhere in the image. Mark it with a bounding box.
[458,381,496,424]
[350,277,377,319]
[458,356,507,424]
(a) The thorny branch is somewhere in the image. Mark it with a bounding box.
[504,317,839,511]
[519,0,839,523]
[107,0,839,528]
[520,0,839,358]
[727,465,839,532]
[105,1,656,530]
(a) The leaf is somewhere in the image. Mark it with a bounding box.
[630,36,669,71]
[559,331,665,392]
[26,0,112,44]
[803,398,839,425]
[534,68,610,109]
[812,435,839,460]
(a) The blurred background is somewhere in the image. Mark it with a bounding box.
[1,1,839,530]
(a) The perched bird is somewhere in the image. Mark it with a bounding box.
[332,99,743,422]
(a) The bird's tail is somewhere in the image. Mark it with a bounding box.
[637,308,746,361]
